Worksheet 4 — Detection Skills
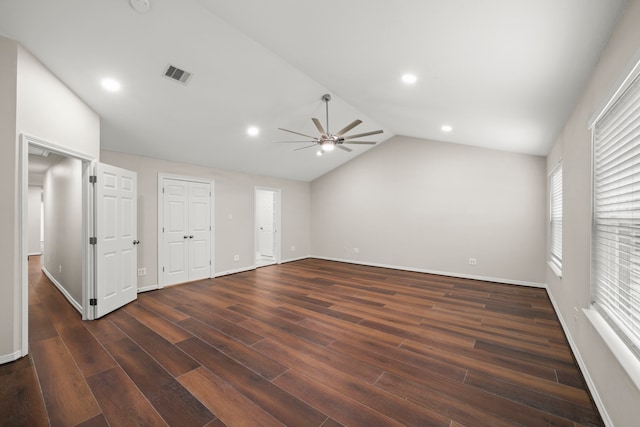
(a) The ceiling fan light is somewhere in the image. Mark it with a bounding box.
[321,141,335,152]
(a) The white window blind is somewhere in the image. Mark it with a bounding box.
[592,67,640,359]
[550,164,563,274]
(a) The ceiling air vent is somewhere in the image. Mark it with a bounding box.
[163,64,192,85]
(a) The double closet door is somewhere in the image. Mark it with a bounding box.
[162,178,211,286]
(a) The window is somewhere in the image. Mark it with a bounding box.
[549,163,563,276]
[591,60,640,361]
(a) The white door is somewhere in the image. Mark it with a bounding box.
[257,190,275,258]
[162,178,211,286]
[188,182,211,281]
[95,163,138,318]
[163,179,189,285]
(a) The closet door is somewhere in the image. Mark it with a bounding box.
[161,178,212,287]
[163,179,189,285]
[188,181,211,281]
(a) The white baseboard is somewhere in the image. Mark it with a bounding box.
[280,255,311,264]
[41,266,83,314]
[311,256,547,288]
[545,290,612,426]
[0,350,22,365]
[137,284,159,293]
[214,265,257,278]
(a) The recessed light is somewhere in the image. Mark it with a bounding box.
[101,78,121,92]
[401,73,417,84]
[247,126,259,137]
[441,125,453,132]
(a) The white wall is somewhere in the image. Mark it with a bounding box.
[0,36,100,362]
[546,1,640,425]
[42,157,83,305]
[100,150,311,288]
[311,135,547,285]
[16,46,99,158]
[27,186,41,255]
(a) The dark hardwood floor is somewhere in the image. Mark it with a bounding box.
[0,256,603,426]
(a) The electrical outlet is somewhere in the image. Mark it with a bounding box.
[137,268,147,276]
[58,265,62,273]
[290,245,295,252]
[574,307,579,320]
[353,247,359,254]
[233,254,240,261]
[468,258,477,266]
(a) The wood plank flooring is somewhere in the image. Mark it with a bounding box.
[0,256,603,426]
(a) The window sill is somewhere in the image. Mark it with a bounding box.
[584,307,640,391]
[547,261,562,278]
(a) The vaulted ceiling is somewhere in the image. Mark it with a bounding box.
[0,0,627,181]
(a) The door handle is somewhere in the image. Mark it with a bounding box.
[189,235,194,239]
[133,240,140,245]
[184,235,188,239]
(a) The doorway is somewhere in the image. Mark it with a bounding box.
[255,187,281,268]
[19,134,139,357]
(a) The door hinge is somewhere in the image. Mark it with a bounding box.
[89,298,97,306]
[162,227,165,233]
[162,266,165,272]
[89,237,97,245]
[162,187,165,194]
[89,175,97,184]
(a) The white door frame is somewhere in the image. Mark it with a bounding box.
[157,173,215,288]
[18,134,96,357]
[254,186,282,266]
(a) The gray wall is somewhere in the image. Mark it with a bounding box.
[0,35,19,361]
[546,1,640,425]
[100,150,311,288]
[311,135,547,285]
[42,157,83,306]
[0,37,99,362]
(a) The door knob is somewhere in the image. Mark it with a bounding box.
[133,240,140,245]
[184,235,188,239]
[189,235,194,239]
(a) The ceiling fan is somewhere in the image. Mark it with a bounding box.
[276,94,383,154]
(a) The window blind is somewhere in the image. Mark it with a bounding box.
[592,69,640,359]
[550,164,563,273]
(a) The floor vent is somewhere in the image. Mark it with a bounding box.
[163,64,192,85]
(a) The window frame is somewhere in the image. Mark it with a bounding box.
[587,55,640,388]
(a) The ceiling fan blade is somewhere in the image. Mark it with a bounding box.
[278,127,318,139]
[344,129,384,139]
[274,140,315,143]
[344,141,376,145]
[335,119,362,136]
[294,144,318,151]
[336,145,353,152]
[311,118,326,135]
